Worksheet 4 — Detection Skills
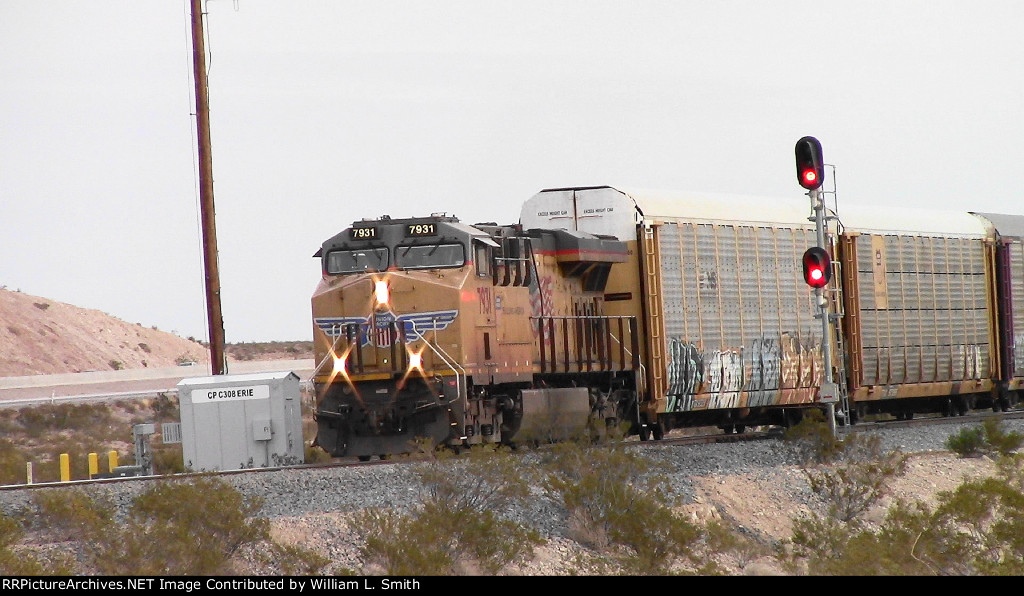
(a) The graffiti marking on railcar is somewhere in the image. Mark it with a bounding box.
[698,269,718,291]
[779,332,822,401]
[666,339,703,411]
[705,349,743,410]
[745,337,781,407]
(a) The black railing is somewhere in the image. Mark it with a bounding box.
[532,315,639,374]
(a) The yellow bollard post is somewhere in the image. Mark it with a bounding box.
[88,453,98,480]
[26,462,33,485]
[108,450,118,473]
[60,453,70,482]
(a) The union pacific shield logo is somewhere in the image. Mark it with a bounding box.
[315,309,458,348]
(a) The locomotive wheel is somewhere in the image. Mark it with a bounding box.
[638,425,652,441]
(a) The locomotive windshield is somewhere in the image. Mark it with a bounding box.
[325,247,389,274]
[395,243,465,270]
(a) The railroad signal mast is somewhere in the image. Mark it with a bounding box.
[795,136,841,434]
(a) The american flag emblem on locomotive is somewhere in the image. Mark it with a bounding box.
[314,310,459,348]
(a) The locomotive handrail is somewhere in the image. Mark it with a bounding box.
[408,320,465,406]
[531,315,639,375]
[313,323,351,378]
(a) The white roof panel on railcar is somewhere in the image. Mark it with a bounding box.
[521,185,991,240]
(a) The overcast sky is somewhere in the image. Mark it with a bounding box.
[2,1,1021,343]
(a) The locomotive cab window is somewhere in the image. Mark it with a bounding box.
[395,243,465,270]
[324,247,389,274]
[474,241,491,277]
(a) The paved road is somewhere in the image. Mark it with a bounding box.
[0,359,317,407]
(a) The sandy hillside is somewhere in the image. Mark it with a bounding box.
[0,288,214,377]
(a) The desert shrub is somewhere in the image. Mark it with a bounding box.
[17,403,118,439]
[804,432,908,523]
[782,408,844,464]
[137,343,151,354]
[823,456,1024,575]
[946,426,987,457]
[780,431,908,574]
[981,418,1024,455]
[0,439,32,486]
[149,393,180,422]
[34,488,113,536]
[174,354,197,365]
[783,441,1024,575]
[92,477,267,575]
[351,445,543,575]
[304,444,332,464]
[151,445,185,474]
[704,520,769,570]
[947,418,1024,458]
[538,440,707,574]
[259,541,331,575]
[26,477,330,576]
[0,512,50,575]
[108,360,124,371]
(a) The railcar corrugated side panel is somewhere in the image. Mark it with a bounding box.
[653,221,823,412]
[843,232,996,400]
[1009,241,1024,381]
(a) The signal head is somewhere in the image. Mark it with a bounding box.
[802,246,832,288]
[795,136,825,190]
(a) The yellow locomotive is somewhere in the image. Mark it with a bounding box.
[311,213,637,459]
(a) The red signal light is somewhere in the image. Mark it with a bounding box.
[802,247,831,289]
[795,136,824,190]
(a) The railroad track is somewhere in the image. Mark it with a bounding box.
[3,407,1021,494]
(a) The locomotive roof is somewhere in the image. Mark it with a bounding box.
[525,185,991,239]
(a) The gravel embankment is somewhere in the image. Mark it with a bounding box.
[2,416,1022,574]
[3,417,1017,520]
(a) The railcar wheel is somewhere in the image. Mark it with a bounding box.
[853,404,868,424]
[358,455,372,462]
[651,421,665,441]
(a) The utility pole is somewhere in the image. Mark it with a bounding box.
[190,0,227,374]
